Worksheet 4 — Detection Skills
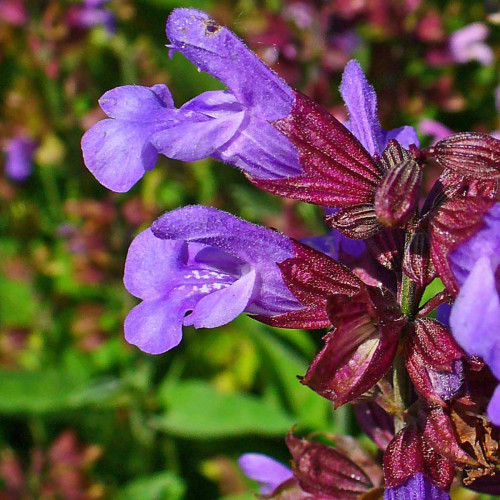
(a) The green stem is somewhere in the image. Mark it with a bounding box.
[393,235,420,431]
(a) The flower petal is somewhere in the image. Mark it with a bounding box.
[152,205,293,266]
[98,84,174,120]
[187,269,256,328]
[215,114,302,179]
[152,110,246,162]
[123,229,187,301]
[450,256,500,373]
[340,60,383,156]
[384,473,450,500]
[81,119,158,192]
[238,453,293,495]
[383,126,419,150]
[166,8,293,121]
[124,293,197,354]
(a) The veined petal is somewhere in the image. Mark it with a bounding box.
[340,60,383,156]
[187,269,256,328]
[166,8,293,121]
[152,110,246,162]
[124,292,197,354]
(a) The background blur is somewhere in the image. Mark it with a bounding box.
[1,0,499,498]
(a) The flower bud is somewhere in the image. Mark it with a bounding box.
[374,157,422,227]
[430,132,500,180]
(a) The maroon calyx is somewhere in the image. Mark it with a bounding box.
[426,132,500,180]
[301,286,406,407]
[250,90,383,208]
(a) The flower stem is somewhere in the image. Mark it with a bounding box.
[393,235,420,432]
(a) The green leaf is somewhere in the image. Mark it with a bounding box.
[247,328,331,430]
[116,472,185,500]
[0,370,126,414]
[154,380,295,438]
[0,276,37,328]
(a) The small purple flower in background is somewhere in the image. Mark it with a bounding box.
[384,473,450,500]
[449,22,494,66]
[3,135,36,182]
[81,8,301,192]
[123,205,302,354]
[449,203,500,424]
[66,0,115,34]
[238,453,293,495]
[419,119,454,145]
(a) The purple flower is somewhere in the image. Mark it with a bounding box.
[384,473,450,500]
[339,60,419,156]
[123,205,302,354]
[238,453,293,495]
[449,203,500,423]
[3,135,36,182]
[449,22,494,66]
[419,119,454,145]
[66,0,115,33]
[81,8,301,193]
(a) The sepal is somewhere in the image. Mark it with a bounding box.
[429,196,495,295]
[326,205,382,239]
[383,424,455,491]
[301,287,405,407]
[428,132,500,180]
[404,319,465,404]
[402,232,436,287]
[286,434,379,499]
[251,91,382,208]
[374,158,422,228]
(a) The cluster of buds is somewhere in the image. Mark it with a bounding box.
[81,9,500,499]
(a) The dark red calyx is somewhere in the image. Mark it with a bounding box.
[383,423,455,491]
[278,240,363,308]
[259,240,363,330]
[374,158,422,228]
[404,318,465,405]
[250,90,382,208]
[286,434,376,499]
[429,196,495,295]
[301,287,405,407]
[366,228,405,272]
[354,402,395,451]
[428,132,500,180]
[377,139,415,173]
[422,404,475,466]
[326,204,381,239]
[402,232,436,287]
